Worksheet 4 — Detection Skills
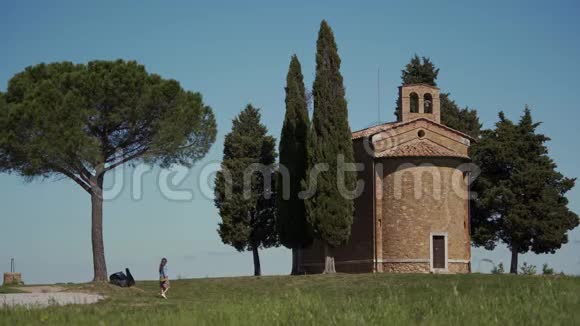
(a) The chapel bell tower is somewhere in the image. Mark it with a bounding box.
[399,84,441,123]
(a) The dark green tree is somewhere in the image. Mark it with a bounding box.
[471,108,578,273]
[305,20,356,273]
[401,54,439,86]
[395,55,482,138]
[277,55,313,275]
[215,105,278,276]
[0,60,217,281]
[440,95,482,139]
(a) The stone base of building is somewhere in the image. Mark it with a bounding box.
[382,262,431,273]
[299,260,470,274]
[300,261,374,274]
[381,261,470,274]
[448,262,470,273]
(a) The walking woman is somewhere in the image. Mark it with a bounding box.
[159,257,170,299]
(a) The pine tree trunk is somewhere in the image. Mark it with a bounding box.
[510,247,518,274]
[297,248,303,274]
[323,242,336,274]
[290,248,298,275]
[252,246,261,276]
[91,176,108,282]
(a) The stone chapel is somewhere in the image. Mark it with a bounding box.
[299,83,474,274]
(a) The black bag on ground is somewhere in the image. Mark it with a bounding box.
[109,268,135,287]
[125,268,135,287]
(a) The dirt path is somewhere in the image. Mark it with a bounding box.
[16,285,66,293]
[1,286,104,308]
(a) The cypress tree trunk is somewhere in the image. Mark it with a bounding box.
[510,247,518,274]
[252,246,262,276]
[91,175,107,282]
[323,242,336,274]
[297,248,303,274]
[291,248,299,275]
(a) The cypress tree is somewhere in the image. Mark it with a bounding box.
[440,96,481,139]
[395,55,482,138]
[401,54,439,86]
[305,20,356,273]
[277,55,313,274]
[471,108,578,273]
[214,105,278,276]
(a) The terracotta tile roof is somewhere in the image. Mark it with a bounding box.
[351,121,401,139]
[375,140,470,159]
[351,118,475,142]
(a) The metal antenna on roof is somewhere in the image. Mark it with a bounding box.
[377,67,381,123]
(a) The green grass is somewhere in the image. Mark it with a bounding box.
[1,273,579,325]
[0,286,24,294]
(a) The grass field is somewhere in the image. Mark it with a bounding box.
[1,273,579,325]
[0,287,24,294]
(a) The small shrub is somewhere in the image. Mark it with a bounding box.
[542,264,555,275]
[491,262,505,274]
[520,262,537,275]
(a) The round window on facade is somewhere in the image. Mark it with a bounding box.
[418,130,426,138]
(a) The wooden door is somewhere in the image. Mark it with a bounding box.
[432,235,445,269]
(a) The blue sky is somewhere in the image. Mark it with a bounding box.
[1,0,579,283]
